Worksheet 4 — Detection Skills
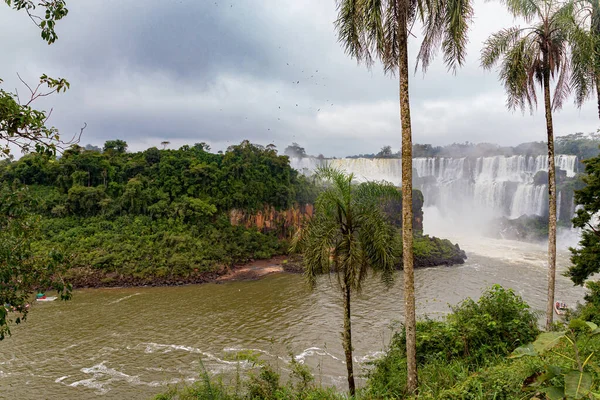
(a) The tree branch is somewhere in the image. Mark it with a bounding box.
[586,222,600,238]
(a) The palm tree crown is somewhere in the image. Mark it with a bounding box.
[481,0,571,112]
[564,0,600,118]
[293,167,399,290]
[335,0,474,73]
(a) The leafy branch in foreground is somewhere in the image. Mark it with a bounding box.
[5,0,68,44]
[0,183,71,340]
[511,319,600,399]
[0,74,84,158]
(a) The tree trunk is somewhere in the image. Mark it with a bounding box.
[398,0,417,393]
[595,75,600,120]
[543,52,557,331]
[593,4,600,120]
[342,283,355,396]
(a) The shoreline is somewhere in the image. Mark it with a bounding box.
[64,249,466,290]
[66,255,303,290]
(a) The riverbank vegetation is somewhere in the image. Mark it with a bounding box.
[0,140,315,286]
[0,141,466,289]
[155,285,600,399]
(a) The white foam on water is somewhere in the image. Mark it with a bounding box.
[108,293,141,305]
[63,361,184,395]
[357,351,386,363]
[294,347,343,364]
[132,342,251,367]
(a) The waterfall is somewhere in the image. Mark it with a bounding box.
[289,154,578,222]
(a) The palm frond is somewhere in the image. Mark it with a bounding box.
[483,0,571,114]
[416,0,474,72]
[293,169,400,293]
[497,0,541,20]
[363,0,386,61]
[382,0,401,75]
[499,35,537,112]
[442,0,474,72]
[416,0,445,72]
[552,51,572,110]
[481,27,524,70]
[335,0,372,66]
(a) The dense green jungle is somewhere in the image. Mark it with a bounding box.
[0,140,465,288]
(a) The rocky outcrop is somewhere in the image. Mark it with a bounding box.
[488,214,548,241]
[229,204,314,237]
[230,190,425,237]
[412,235,467,268]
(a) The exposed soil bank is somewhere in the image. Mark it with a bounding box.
[65,245,465,289]
[66,256,298,289]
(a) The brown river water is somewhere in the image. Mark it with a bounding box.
[0,235,587,399]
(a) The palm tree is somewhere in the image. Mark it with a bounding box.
[481,0,570,330]
[291,167,400,396]
[334,0,473,391]
[564,0,600,119]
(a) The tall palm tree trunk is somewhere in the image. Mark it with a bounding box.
[543,51,557,330]
[342,283,355,396]
[593,5,600,120]
[596,75,600,118]
[398,0,417,393]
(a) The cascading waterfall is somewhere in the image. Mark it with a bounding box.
[290,154,578,222]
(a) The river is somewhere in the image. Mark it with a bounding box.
[0,230,587,399]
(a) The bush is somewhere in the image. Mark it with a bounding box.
[366,285,540,397]
[574,280,600,325]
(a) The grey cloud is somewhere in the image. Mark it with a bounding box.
[1,0,598,159]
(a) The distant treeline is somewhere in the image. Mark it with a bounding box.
[345,132,600,162]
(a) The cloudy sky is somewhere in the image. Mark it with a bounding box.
[2,0,598,157]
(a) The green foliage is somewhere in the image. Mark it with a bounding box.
[0,74,70,157]
[366,285,539,397]
[569,150,600,286]
[291,167,401,290]
[433,356,545,400]
[6,0,69,44]
[481,0,570,113]
[0,183,71,340]
[412,234,466,267]
[573,281,600,326]
[0,140,319,284]
[557,133,600,163]
[511,320,600,399]
[155,358,342,400]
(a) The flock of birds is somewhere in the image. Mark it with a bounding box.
[208,0,337,143]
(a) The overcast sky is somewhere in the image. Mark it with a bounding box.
[2,0,598,157]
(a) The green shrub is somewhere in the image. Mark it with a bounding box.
[436,356,544,400]
[574,280,600,325]
[366,285,540,397]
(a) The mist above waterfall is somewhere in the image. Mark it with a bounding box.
[290,154,579,247]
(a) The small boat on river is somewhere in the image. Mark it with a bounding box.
[36,297,57,302]
[554,301,568,315]
[35,293,57,302]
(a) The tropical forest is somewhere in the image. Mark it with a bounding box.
[2,0,600,399]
